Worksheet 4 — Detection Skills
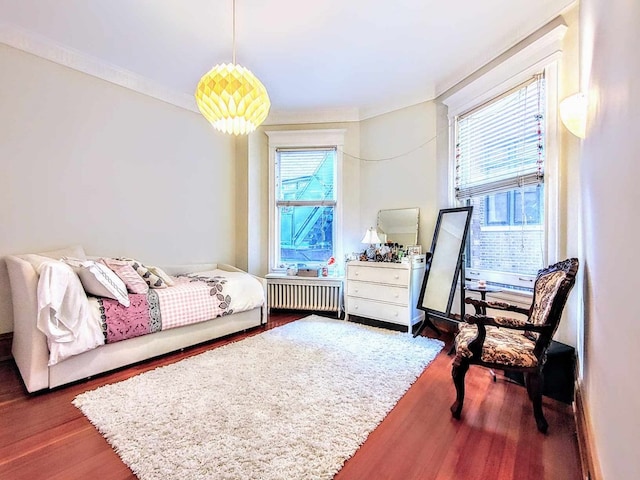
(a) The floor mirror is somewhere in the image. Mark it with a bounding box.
[414,206,473,336]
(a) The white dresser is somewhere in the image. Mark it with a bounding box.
[345,255,426,333]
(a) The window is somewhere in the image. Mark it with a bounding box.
[276,148,336,265]
[266,130,345,271]
[455,74,546,291]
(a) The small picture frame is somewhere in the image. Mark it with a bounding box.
[406,245,422,255]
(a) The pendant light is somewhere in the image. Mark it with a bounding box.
[195,0,270,135]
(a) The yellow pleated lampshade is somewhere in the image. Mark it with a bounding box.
[195,63,270,135]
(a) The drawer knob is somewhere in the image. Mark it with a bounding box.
[394,275,399,279]
[354,289,359,293]
[355,272,359,276]
[354,305,359,309]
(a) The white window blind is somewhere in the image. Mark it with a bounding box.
[455,74,545,199]
[275,148,336,206]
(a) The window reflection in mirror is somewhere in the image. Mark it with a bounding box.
[377,208,419,247]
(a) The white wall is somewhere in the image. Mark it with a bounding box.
[0,44,235,333]
[580,1,640,478]
[556,4,583,355]
[359,102,440,250]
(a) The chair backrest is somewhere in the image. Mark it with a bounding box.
[528,258,579,358]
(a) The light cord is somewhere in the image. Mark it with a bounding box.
[232,0,236,64]
[339,132,440,162]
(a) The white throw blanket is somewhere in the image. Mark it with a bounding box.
[36,261,104,365]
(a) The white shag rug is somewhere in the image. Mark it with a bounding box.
[73,316,444,480]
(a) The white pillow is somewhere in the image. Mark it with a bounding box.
[63,258,130,307]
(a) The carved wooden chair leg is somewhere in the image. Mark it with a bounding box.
[450,357,469,419]
[524,370,535,401]
[525,371,548,433]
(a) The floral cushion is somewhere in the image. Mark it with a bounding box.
[455,323,538,368]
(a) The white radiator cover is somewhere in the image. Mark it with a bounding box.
[265,275,343,317]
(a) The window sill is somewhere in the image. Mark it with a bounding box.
[266,272,344,281]
[480,225,544,232]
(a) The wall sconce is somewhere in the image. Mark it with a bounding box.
[559,92,588,139]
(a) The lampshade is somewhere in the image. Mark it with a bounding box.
[195,63,270,135]
[195,0,270,135]
[559,92,587,139]
[361,227,382,244]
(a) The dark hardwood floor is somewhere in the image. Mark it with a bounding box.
[0,312,581,480]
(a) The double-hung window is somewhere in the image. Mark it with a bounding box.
[267,130,344,271]
[276,148,336,266]
[455,73,546,291]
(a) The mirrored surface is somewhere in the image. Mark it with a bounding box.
[377,207,419,246]
[420,207,473,314]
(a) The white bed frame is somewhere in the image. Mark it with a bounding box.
[6,256,266,393]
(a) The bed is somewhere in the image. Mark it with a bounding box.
[5,249,266,393]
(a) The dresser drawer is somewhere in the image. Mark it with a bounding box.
[346,296,409,325]
[347,280,408,305]
[347,265,409,286]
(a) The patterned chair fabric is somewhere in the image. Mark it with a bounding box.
[455,323,538,368]
[529,270,567,326]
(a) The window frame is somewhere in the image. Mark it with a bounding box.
[266,129,345,273]
[484,192,511,226]
[443,55,561,293]
[512,186,543,225]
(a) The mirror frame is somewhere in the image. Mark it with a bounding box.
[417,206,473,321]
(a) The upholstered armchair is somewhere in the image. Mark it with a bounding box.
[450,258,579,433]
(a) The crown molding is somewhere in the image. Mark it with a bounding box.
[0,22,439,126]
[0,22,198,113]
[265,92,440,126]
[438,16,568,114]
[0,24,366,127]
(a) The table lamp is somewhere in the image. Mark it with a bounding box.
[361,227,382,260]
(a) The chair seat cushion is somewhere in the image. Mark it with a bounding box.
[455,323,539,368]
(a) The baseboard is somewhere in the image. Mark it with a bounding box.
[574,381,602,480]
[0,332,13,362]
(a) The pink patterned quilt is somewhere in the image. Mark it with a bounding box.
[99,293,160,343]
[97,273,241,344]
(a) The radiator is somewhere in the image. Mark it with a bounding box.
[267,278,343,317]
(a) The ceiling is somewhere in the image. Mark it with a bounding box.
[0,0,575,123]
